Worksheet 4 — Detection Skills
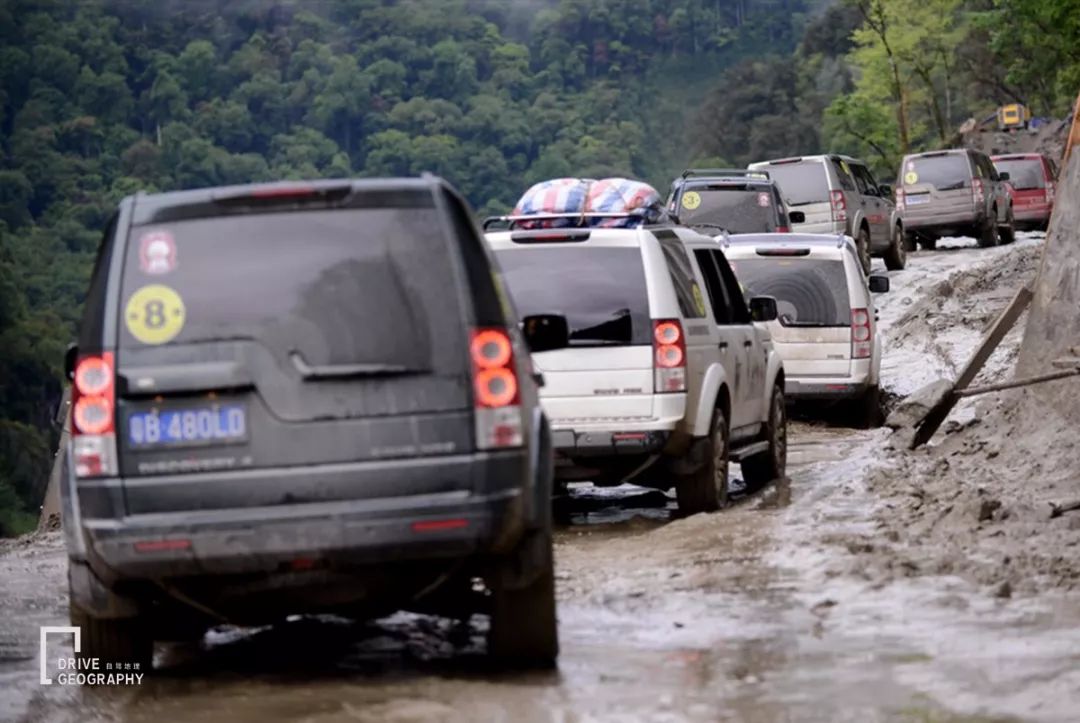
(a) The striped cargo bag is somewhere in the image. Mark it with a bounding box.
[512,177,664,227]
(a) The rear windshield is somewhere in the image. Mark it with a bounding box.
[119,207,456,369]
[728,257,851,327]
[760,162,830,206]
[904,155,970,190]
[678,186,776,233]
[993,158,1046,190]
[493,246,650,346]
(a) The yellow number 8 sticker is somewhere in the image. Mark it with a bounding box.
[124,284,186,345]
[681,191,701,210]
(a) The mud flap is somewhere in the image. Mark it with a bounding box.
[68,561,140,619]
[492,528,552,591]
[666,436,709,477]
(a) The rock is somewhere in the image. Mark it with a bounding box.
[976,498,1002,522]
[885,379,954,431]
[993,581,1013,599]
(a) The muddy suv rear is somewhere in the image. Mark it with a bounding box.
[62,178,557,670]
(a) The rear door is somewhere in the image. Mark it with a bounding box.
[677,184,779,234]
[754,160,834,231]
[115,192,474,509]
[727,253,852,379]
[901,153,975,220]
[492,241,656,428]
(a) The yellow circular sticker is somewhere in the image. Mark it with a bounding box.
[681,191,701,211]
[124,284,186,345]
[904,171,919,185]
[691,283,707,316]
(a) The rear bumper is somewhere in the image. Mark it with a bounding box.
[902,209,981,234]
[552,429,670,457]
[1013,205,1051,223]
[793,219,844,235]
[786,373,872,400]
[83,489,522,581]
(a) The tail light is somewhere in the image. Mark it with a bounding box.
[776,225,790,233]
[972,178,985,205]
[653,319,687,393]
[895,188,905,211]
[1046,181,1055,204]
[71,353,118,478]
[470,328,523,449]
[851,309,872,359]
[830,190,847,222]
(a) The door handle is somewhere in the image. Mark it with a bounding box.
[719,342,729,351]
[743,340,753,348]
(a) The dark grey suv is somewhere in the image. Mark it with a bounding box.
[61,177,557,670]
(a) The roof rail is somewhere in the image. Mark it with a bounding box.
[482,212,649,231]
[680,168,770,180]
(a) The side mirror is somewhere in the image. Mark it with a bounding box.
[788,211,806,224]
[749,296,779,323]
[868,274,890,293]
[998,172,1010,182]
[878,184,893,198]
[64,343,79,381]
[521,314,570,353]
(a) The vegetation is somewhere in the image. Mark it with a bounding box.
[1,0,1078,535]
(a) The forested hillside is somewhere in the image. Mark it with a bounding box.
[1,0,1078,535]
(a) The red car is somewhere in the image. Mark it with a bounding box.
[991,153,1058,231]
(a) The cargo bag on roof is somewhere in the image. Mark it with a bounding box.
[512,177,665,227]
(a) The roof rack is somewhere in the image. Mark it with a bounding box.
[482,212,651,231]
[680,168,770,180]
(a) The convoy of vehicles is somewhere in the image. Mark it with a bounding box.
[61,177,558,670]
[57,134,1040,674]
[896,148,1015,250]
[721,233,890,428]
[992,153,1058,231]
[665,168,803,235]
[484,212,787,515]
[747,154,907,273]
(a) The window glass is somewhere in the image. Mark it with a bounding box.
[904,154,972,189]
[727,257,851,327]
[693,249,730,324]
[712,250,751,324]
[657,234,706,319]
[832,159,857,191]
[494,247,651,345]
[762,161,831,206]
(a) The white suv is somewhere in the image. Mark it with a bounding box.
[484,214,787,514]
[721,233,889,427]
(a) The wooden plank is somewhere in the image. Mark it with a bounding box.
[910,285,1033,448]
[956,369,1080,398]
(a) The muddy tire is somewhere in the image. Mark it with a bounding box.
[676,405,729,515]
[903,231,918,252]
[741,384,787,487]
[487,530,558,668]
[978,213,1000,248]
[855,226,872,275]
[69,603,153,673]
[883,225,907,270]
[855,386,883,429]
[999,207,1016,245]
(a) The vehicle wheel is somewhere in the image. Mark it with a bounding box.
[978,212,1000,248]
[69,602,153,673]
[856,226,872,275]
[855,386,882,429]
[918,235,937,251]
[676,405,729,514]
[903,231,918,252]
[998,207,1016,245]
[741,384,787,487]
[487,530,558,667]
[883,225,907,270]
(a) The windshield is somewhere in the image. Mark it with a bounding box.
[759,162,830,206]
[494,247,650,346]
[678,186,776,233]
[728,257,851,327]
[119,208,452,370]
[905,155,970,190]
[993,159,1046,190]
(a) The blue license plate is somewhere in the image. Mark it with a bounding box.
[906,195,930,205]
[127,405,247,448]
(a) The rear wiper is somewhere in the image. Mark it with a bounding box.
[689,223,729,233]
[289,351,418,380]
[567,339,628,347]
[935,182,967,191]
[780,320,836,327]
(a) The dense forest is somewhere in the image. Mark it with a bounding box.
[1,0,1078,535]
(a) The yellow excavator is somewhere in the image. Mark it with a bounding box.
[997,103,1032,131]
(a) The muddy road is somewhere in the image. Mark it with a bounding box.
[4,234,1078,723]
